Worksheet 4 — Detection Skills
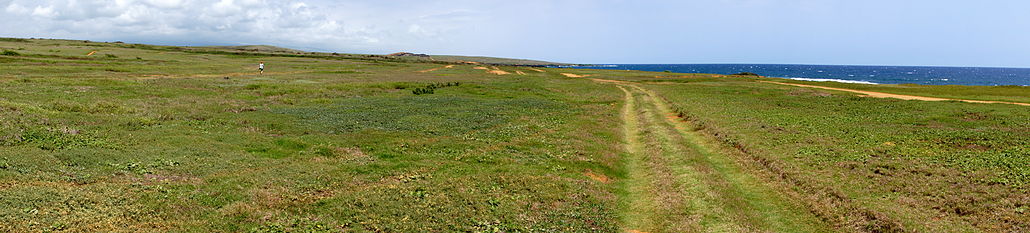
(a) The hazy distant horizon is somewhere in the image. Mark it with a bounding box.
[12,36,1030,69]
[3,0,1029,67]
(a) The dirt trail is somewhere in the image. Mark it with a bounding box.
[137,71,308,80]
[599,79,827,232]
[528,68,546,72]
[615,85,657,232]
[762,81,1030,106]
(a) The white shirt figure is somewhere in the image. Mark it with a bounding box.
[259,62,265,74]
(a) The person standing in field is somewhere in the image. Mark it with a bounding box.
[258,62,265,74]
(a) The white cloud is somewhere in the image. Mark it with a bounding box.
[143,0,184,8]
[31,5,57,18]
[0,0,486,53]
[5,3,29,14]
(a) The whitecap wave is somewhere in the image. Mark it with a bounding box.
[787,78,878,84]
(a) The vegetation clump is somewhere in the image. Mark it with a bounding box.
[0,38,29,43]
[1,50,20,56]
[412,82,460,95]
[731,72,761,76]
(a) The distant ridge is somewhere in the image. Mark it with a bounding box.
[385,53,566,66]
[200,45,307,53]
[2,36,565,66]
[386,52,430,57]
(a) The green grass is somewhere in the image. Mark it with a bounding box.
[1,38,1027,232]
[645,79,1028,231]
[0,38,622,232]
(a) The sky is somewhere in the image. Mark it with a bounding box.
[2,0,1029,67]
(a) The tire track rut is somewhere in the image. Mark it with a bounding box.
[609,80,828,232]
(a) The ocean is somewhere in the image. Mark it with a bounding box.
[559,64,1030,86]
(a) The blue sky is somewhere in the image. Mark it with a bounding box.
[2,0,1029,67]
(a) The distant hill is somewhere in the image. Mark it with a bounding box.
[196,46,565,66]
[4,37,566,66]
[429,55,566,66]
[382,53,565,66]
[200,45,308,54]
[386,52,430,58]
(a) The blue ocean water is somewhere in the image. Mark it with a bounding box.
[561,64,1030,86]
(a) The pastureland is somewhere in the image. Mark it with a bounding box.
[0,38,1027,232]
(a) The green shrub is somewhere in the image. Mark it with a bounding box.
[2,50,20,56]
[731,72,761,76]
[0,38,29,42]
[412,82,460,95]
[276,95,564,136]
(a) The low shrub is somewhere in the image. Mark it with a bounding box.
[731,72,761,76]
[0,38,29,42]
[412,82,461,95]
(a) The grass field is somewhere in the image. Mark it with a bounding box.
[1,38,1027,232]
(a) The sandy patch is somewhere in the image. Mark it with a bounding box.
[761,81,1030,106]
[417,65,457,73]
[528,68,545,72]
[561,73,591,78]
[515,71,527,75]
[487,70,511,75]
[475,66,511,75]
[587,77,632,84]
[138,75,171,80]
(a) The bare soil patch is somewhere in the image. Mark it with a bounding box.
[417,65,456,73]
[583,170,611,183]
[475,66,511,75]
[487,70,511,75]
[561,73,591,78]
[762,81,1030,106]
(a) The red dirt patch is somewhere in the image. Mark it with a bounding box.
[584,170,611,183]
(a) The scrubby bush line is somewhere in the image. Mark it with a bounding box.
[412,82,461,95]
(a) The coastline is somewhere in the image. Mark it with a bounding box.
[559,64,1030,86]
